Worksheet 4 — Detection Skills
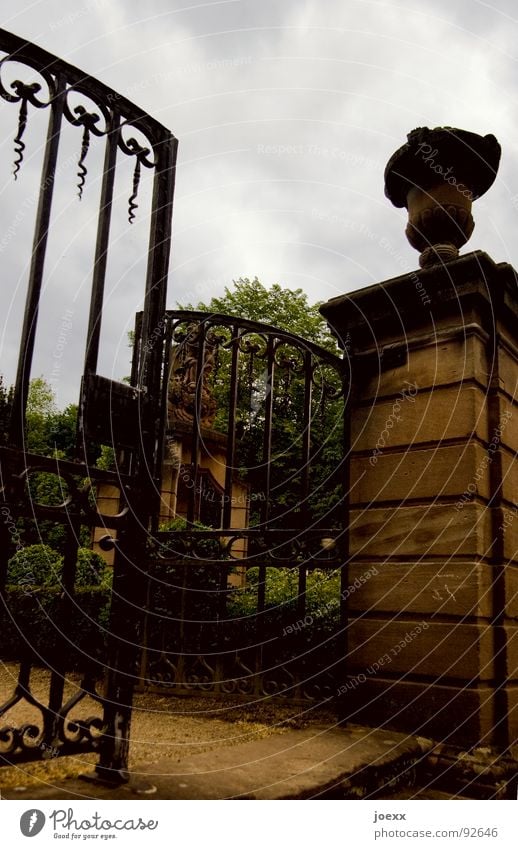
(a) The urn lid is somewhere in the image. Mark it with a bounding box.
[384,126,501,208]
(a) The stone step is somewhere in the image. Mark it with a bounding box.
[2,724,433,800]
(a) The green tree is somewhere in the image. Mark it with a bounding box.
[26,376,57,453]
[181,277,337,352]
[25,378,79,459]
[178,278,345,526]
[0,375,13,444]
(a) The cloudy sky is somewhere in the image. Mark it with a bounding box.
[0,0,517,407]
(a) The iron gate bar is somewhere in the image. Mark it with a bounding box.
[222,326,241,529]
[138,309,351,703]
[0,28,178,782]
[9,72,66,447]
[83,112,120,377]
[298,347,313,617]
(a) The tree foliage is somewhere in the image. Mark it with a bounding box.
[181,277,337,352]
[25,376,77,458]
[179,278,345,526]
[7,543,111,589]
[0,375,13,445]
[227,566,340,619]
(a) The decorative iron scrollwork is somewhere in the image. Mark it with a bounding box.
[119,127,156,223]
[0,57,55,179]
[63,90,111,200]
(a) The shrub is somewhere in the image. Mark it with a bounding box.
[1,585,111,669]
[7,544,112,589]
[227,566,341,622]
[7,544,63,587]
[75,548,112,587]
[4,545,113,669]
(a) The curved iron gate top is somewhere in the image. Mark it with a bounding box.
[133,310,352,702]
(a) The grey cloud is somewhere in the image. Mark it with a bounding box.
[0,0,516,406]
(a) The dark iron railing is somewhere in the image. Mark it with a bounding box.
[0,29,177,782]
[133,311,352,703]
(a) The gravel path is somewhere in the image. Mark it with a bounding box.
[0,662,336,793]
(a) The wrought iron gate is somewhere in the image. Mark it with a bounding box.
[0,30,351,786]
[135,311,351,703]
[0,29,176,781]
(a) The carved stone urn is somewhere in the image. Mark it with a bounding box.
[384,126,501,267]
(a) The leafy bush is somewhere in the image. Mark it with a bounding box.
[1,586,111,669]
[227,566,340,622]
[7,544,112,589]
[4,544,112,669]
[7,544,63,587]
[75,548,112,587]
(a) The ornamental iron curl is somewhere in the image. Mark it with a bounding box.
[118,130,156,223]
[0,56,55,179]
[63,92,111,199]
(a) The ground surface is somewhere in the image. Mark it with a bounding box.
[0,662,336,793]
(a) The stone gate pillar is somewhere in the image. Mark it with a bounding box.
[320,127,518,749]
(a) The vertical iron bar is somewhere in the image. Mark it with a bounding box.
[260,336,275,530]
[9,73,66,447]
[138,134,177,481]
[218,326,241,619]
[97,133,176,782]
[0,456,11,592]
[83,114,120,377]
[338,364,351,718]
[222,328,241,527]
[186,324,205,525]
[257,336,275,615]
[44,513,81,751]
[297,350,313,619]
[95,518,147,783]
[130,312,143,388]
[154,314,175,533]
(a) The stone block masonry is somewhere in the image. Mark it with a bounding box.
[321,250,518,748]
